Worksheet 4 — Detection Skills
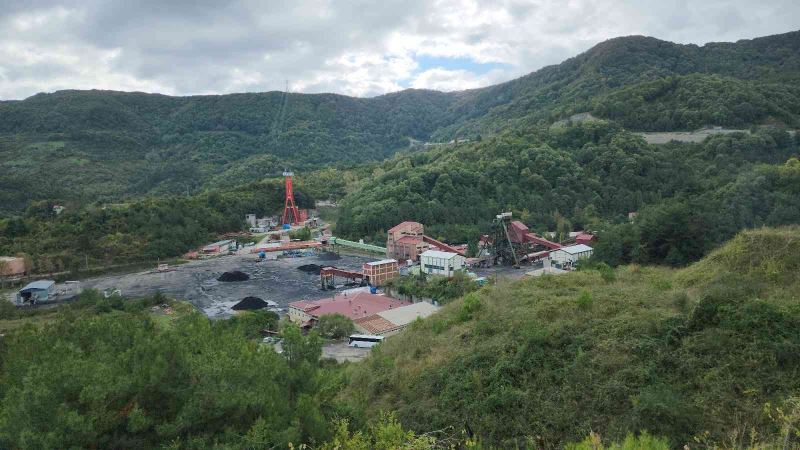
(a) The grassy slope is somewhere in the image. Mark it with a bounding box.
[342,227,800,448]
[0,297,198,335]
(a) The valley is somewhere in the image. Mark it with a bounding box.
[1,27,800,450]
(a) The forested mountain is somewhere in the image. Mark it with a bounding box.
[336,121,800,266]
[2,30,799,213]
[0,88,455,212]
[431,30,800,140]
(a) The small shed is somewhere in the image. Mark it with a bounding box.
[16,280,56,304]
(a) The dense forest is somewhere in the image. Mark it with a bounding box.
[336,121,800,266]
[2,30,799,213]
[1,228,798,448]
[592,74,800,130]
[0,88,453,213]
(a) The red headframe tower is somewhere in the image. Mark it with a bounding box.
[282,170,301,225]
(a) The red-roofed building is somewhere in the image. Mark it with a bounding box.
[287,291,411,325]
[575,233,596,246]
[387,221,428,262]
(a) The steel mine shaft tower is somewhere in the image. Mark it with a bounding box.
[282,170,301,225]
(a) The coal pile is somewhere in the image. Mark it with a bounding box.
[297,264,324,274]
[232,296,269,311]
[317,252,341,261]
[217,271,250,282]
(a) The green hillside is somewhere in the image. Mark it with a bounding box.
[592,73,800,130]
[335,121,800,266]
[430,31,800,140]
[340,227,800,448]
[2,31,799,214]
[0,179,311,273]
[0,88,456,212]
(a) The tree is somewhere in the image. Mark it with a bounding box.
[316,313,356,340]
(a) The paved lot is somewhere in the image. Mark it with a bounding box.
[322,341,371,363]
[80,253,374,318]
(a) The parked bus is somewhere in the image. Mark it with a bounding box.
[348,334,384,348]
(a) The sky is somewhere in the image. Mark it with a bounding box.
[1,0,799,100]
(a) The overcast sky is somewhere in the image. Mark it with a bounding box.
[1,0,799,100]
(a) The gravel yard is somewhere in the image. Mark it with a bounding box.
[79,253,374,318]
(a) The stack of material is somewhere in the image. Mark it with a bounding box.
[232,297,269,311]
[217,271,250,282]
[297,264,323,274]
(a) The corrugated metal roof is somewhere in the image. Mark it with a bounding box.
[378,302,440,326]
[19,280,55,291]
[420,250,460,259]
[289,292,410,320]
[556,244,593,255]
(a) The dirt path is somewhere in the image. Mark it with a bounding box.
[637,128,748,144]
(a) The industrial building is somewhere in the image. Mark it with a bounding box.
[420,250,466,277]
[0,256,26,278]
[354,301,440,336]
[549,244,594,269]
[362,259,399,286]
[386,221,465,263]
[386,221,426,261]
[287,291,410,326]
[202,239,234,254]
[16,280,56,304]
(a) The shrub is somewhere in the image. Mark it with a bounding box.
[0,300,17,320]
[290,227,312,241]
[577,289,593,311]
[596,262,616,283]
[671,291,689,312]
[565,431,669,450]
[456,292,483,323]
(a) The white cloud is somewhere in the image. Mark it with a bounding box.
[0,0,798,99]
[410,67,507,91]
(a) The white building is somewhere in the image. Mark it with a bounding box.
[549,244,593,269]
[420,250,466,277]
